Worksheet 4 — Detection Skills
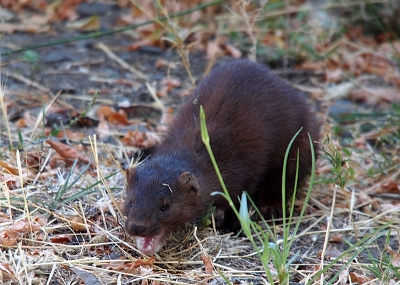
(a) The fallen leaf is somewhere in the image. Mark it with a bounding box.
[128,38,163,51]
[8,219,42,233]
[108,112,130,126]
[49,234,73,244]
[121,131,161,149]
[0,231,17,246]
[127,256,155,271]
[160,77,182,91]
[97,105,115,121]
[70,216,88,232]
[15,118,27,128]
[0,262,17,281]
[358,192,379,211]
[0,219,43,246]
[350,272,372,284]
[72,268,102,285]
[349,87,400,105]
[52,0,82,21]
[379,181,400,194]
[33,216,48,227]
[0,160,19,175]
[323,245,343,259]
[46,140,94,168]
[329,234,343,243]
[200,254,213,274]
[1,0,47,12]
[385,246,400,267]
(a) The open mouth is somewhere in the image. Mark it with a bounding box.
[136,232,165,255]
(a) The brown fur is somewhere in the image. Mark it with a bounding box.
[124,60,319,254]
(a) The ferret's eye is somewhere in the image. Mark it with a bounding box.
[160,204,169,212]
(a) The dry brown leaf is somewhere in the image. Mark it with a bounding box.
[52,0,83,21]
[15,118,27,128]
[329,234,343,243]
[160,77,182,90]
[128,38,163,51]
[70,216,88,232]
[324,245,343,259]
[97,105,115,121]
[379,181,400,194]
[200,254,213,274]
[72,268,101,285]
[0,160,19,175]
[49,234,74,244]
[0,0,47,12]
[0,231,17,246]
[349,87,400,104]
[0,220,42,246]
[0,262,17,281]
[127,256,155,272]
[97,106,130,125]
[121,131,161,149]
[8,220,42,233]
[46,140,94,168]
[349,272,372,284]
[385,246,400,267]
[108,112,130,126]
[33,216,48,227]
[358,192,380,211]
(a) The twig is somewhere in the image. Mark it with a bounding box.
[3,71,52,95]
[96,43,147,80]
[319,185,337,284]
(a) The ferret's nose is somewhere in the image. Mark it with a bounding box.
[126,222,147,236]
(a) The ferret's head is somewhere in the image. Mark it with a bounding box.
[124,161,201,255]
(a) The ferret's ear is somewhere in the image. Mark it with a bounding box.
[178,172,200,195]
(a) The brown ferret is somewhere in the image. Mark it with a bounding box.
[124,60,319,255]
